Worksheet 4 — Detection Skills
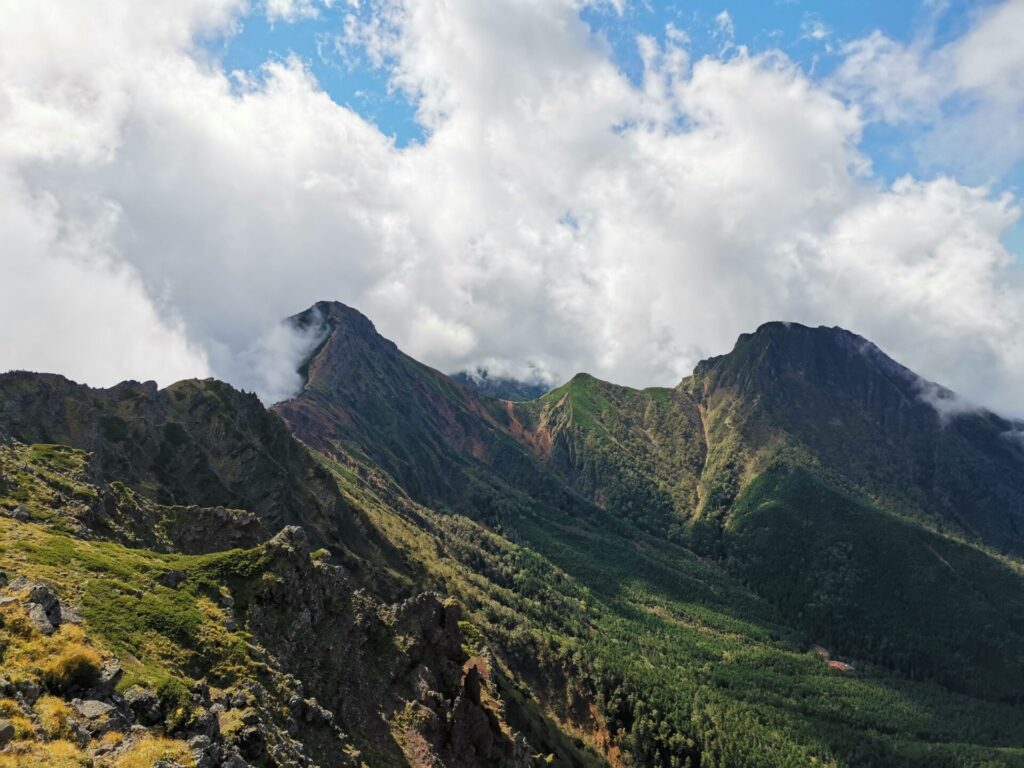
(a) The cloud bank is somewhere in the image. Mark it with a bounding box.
[0,0,1023,413]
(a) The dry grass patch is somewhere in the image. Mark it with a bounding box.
[1,614,104,691]
[0,740,88,767]
[35,694,75,739]
[43,641,103,690]
[109,735,194,768]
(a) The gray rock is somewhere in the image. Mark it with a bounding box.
[220,752,252,768]
[9,506,30,522]
[0,570,7,588]
[189,734,220,768]
[7,575,28,590]
[72,698,125,737]
[14,679,40,704]
[189,707,220,738]
[72,698,115,719]
[27,602,56,635]
[95,660,123,693]
[0,719,14,745]
[125,686,163,726]
[60,604,83,625]
[26,584,64,630]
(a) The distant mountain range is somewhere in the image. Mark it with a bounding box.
[1,300,1023,768]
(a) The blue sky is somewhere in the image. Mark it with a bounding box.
[208,0,1023,255]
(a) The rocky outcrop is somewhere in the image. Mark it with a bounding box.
[0,373,350,546]
[245,526,529,768]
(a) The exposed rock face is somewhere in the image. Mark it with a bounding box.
[246,526,529,768]
[0,373,349,542]
[159,506,269,555]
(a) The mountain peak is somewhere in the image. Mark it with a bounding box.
[284,301,399,393]
[287,300,379,338]
[693,320,913,386]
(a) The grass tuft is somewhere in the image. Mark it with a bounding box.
[111,735,195,768]
[43,643,102,690]
[34,695,75,739]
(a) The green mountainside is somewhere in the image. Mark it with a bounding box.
[1,302,1023,768]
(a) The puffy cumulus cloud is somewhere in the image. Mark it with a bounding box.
[0,174,210,386]
[0,0,1023,415]
[834,0,1024,179]
[790,176,1024,413]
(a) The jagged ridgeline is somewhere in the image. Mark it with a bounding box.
[1,302,1023,768]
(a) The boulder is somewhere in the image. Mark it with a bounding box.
[95,660,124,694]
[73,698,115,720]
[25,583,64,633]
[7,575,28,590]
[221,750,253,768]
[71,697,125,736]
[0,719,14,745]
[27,602,56,635]
[125,686,163,725]
[189,734,220,768]
[60,604,83,625]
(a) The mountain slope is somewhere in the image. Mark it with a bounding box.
[275,302,586,525]
[3,303,1024,767]
[271,301,1024,765]
[685,321,1024,552]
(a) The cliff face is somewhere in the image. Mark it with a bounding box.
[0,372,345,533]
[249,527,529,768]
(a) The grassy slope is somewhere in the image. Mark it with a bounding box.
[317,447,1024,768]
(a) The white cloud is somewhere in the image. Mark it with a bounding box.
[0,173,210,386]
[833,0,1024,179]
[265,0,327,22]
[0,0,1023,417]
[238,313,329,403]
[714,10,734,37]
[800,15,830,42]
